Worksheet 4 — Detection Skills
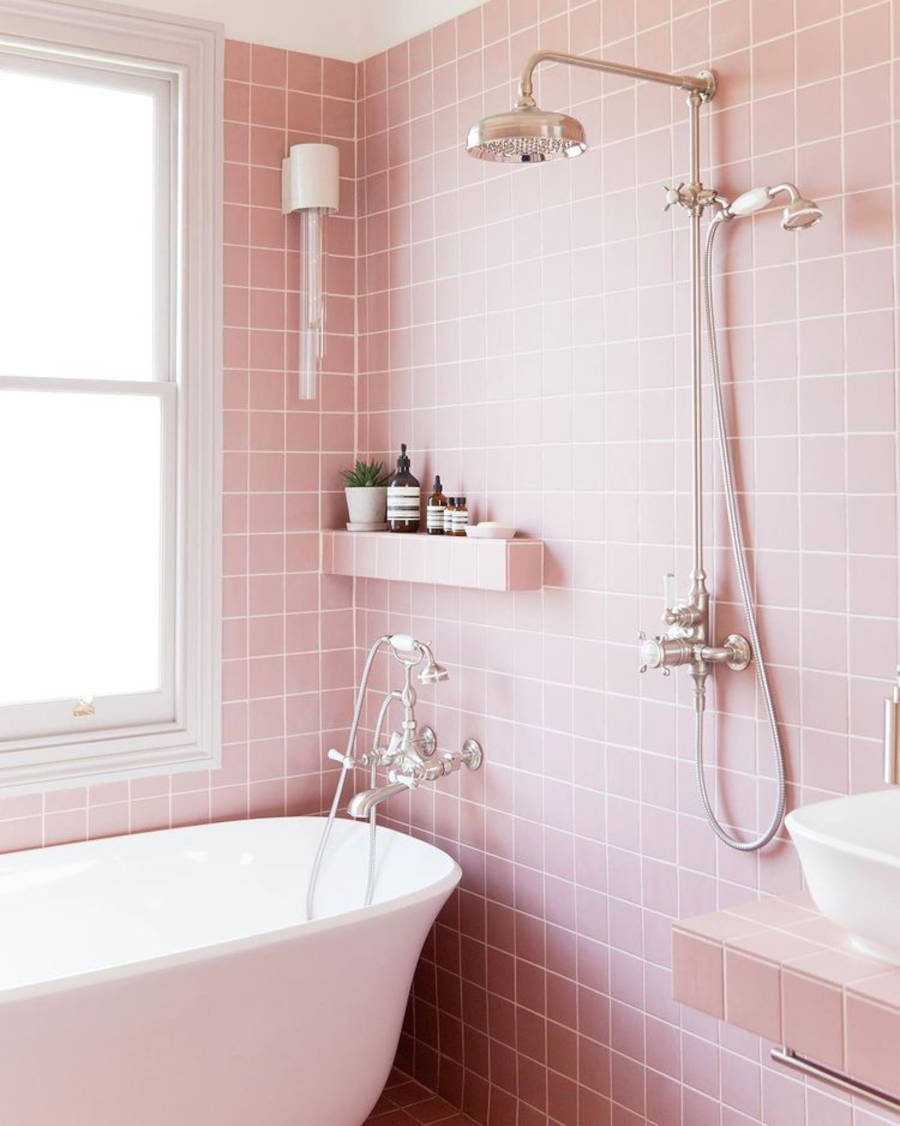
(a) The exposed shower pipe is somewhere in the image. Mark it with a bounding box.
[515,49,716,102]
[465,52,823,851]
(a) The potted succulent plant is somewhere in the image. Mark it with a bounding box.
[341,459,389,529]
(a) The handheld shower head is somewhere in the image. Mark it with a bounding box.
[466,102,586,163]
[417,643,449,684]
[721,182,822,231]
[388,635,449,683]
[780,194,823,231]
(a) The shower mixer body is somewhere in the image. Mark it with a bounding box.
[639,575,751,711]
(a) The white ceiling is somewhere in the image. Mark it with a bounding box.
[103,0,483,61]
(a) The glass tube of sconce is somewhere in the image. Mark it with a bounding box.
[299,206,326,401]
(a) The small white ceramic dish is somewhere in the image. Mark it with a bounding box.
[346,521,389,532]
[465,522,516,540]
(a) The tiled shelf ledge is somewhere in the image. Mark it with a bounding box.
[320,531,544,591]
[673,894,900,1099]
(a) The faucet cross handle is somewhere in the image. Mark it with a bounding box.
[327,748,356,768]
[664,183,685,211]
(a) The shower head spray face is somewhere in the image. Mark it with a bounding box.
[780,195,823,230]
[417,643,449,684]
[466,103,587,163]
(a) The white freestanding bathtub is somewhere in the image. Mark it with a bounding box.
[0,816,460,1126]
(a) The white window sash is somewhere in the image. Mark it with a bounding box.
[0,377,177,744]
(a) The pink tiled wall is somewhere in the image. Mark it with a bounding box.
[0,39,356,853]
[2,7,899,1126]
[353,1,900,1124]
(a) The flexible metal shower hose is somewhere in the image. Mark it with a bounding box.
[698,216,786,851]
[306,636,388,920]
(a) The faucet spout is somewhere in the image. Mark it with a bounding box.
[347,782,411,819]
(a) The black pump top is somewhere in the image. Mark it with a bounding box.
[432,475,442,491]
[396,443,410,472]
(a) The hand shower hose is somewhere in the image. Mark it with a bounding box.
[699,215,786,851]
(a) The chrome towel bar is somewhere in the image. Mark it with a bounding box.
[772,1048,900,1113]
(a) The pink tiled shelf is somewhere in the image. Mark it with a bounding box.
[673,894,900,1099]
[320,531,544,591]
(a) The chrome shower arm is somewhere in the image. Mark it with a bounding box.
[516,50,716,105]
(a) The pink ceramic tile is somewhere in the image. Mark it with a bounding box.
[672,929,724,1019]
[724,948,783,1041]
[781,969,843,1070]
[844,994,900,1098]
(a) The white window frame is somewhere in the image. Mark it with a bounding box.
[0,0,222,791]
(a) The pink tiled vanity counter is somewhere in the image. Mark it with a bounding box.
[672,894,900,1100]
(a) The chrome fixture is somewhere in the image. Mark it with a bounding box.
[466,104,586,162]
[466,50,823,851]
[348,740,483,820]
[884,669,900,784]
[720,182,823,231]
[772,1048,900,1114]
[417,643,450,684]
[306,635,482,919]
[346,781,411,819]
[467,50,713,164]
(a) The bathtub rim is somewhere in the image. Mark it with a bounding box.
[0,815,461,1005]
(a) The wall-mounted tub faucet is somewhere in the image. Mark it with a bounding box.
[347,740,483,820]
[306,634,483,919]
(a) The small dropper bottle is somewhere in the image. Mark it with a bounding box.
[426,476,447,535]
[453,496,468,536]
[444,497,457,535]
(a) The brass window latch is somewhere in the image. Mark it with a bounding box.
[72,696,95,718]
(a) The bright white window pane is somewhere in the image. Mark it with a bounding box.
[0,66,157,380]
[0,389,163,705]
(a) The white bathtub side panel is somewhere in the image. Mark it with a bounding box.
[0,890,449,1126]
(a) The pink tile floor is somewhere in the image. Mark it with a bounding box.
[364,1070,477,1124]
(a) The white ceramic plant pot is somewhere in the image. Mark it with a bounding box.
[344,486,387,527]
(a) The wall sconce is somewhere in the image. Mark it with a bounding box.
[281,143,340,400]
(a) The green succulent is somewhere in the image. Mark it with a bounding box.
[341,459,389,488]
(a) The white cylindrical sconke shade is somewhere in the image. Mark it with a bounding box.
[282,143,340,213]
[281,143,340,400]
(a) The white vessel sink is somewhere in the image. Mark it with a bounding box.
[787,790,900,964]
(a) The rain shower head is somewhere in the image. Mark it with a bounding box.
[466,102,587,163]
[721,183,822,231]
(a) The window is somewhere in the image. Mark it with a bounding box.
[0,2,222,788]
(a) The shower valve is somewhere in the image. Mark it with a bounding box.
[663,182,720,216]
[639,633,693,674]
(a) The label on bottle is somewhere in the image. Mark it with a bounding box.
[454,510,468,533]
[444,509,454,533]
[426,505,445,530]
[387,486,421,522]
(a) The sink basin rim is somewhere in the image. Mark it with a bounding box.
[785,790,900,872]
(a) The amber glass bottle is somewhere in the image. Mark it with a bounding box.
[426,476,447,534]
[452,496,468,535]
[387,444,421,533]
